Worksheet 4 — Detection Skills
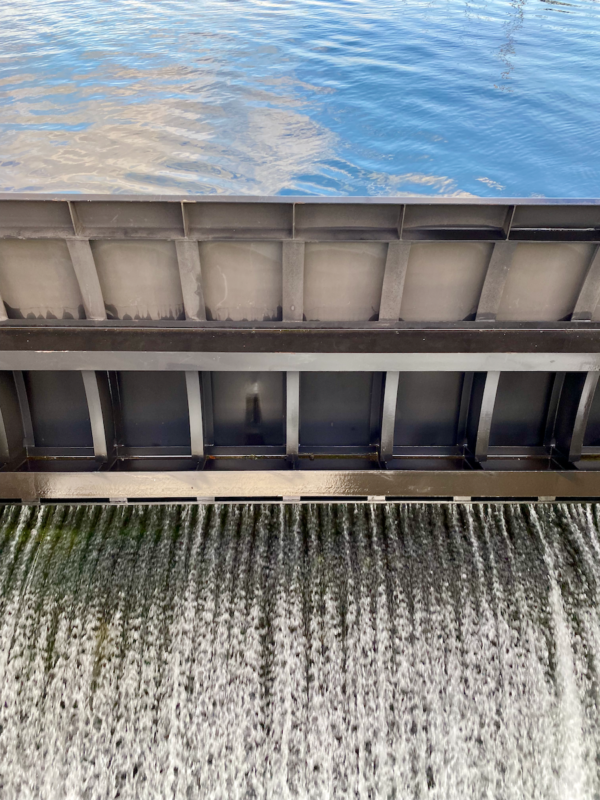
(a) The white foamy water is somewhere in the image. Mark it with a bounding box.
[0,502,599,798]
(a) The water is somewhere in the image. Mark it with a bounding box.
[1,502,600,798]
[1,0,599,197]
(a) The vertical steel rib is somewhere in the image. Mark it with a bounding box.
[82,370,108,459]
[476,242,517,321]
[456,372,474,448]
[475,371,500,462]
[12,370,34,449]
[0,292,8,322]
[380,371,400,462]
[569,371,599,462]
[66,239,107,321]
[379,242,411,321]
[283,241,305,321]
[286,371,300,460]
[185,371,205,458]
[572,246,600,321]
[176,240,206,321]
[543,372,566,448]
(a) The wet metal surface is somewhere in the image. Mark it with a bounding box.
[1,502,600,797]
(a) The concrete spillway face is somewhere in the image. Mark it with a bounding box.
[0,501,600,798]
[0,196,600,501]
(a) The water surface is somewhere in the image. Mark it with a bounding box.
[0,0,599,196]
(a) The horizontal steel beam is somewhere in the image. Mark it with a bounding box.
[2,351,600,372]
[2,469,600,501]
[1,324,600,354]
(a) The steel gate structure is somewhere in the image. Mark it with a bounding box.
[0,194,600,501]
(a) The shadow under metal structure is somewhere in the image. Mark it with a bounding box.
[0,194,600,501]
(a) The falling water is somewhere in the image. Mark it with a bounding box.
[1,502,600,799]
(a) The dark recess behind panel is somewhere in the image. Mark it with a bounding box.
[300,373,376,447]
[25,371,92,447]
[394,372,464,447]
[211,372,285,446]
[489,372,554,447]
[117,371,190,448]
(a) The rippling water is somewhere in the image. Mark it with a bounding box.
[1,502,600,798]
[0,0,599,196]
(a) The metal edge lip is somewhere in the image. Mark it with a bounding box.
[1,469,600,500]
[0,193,599,205]
[3,319,600,330]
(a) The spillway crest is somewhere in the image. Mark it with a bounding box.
[1,502,600,798]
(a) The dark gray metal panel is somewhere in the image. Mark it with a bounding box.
[73,201,185,239]
[0,200,74,238]
[402,204,509,240]
[294,203,401,241]
[475,242,517,321]
[378,242,411,322]
[211,372,285,447]
[66,240,107,321]
[510,205,600,240]
[186,202,293,240]
[185,371,204,457]
[23,371,93,448]
[394,372,464,448]
[4,468,600,501]
[489,372,554,447]
[176,241,206,321]
[300,373,375,447]
[475,371,500,462]
[282,241,304,322]
[572,246,600,321]
[117,371,191,448]
[569,371,600,462]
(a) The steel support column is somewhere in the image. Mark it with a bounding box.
[476,242,517,321]
[379,242,411,321]
[286,371,300,462]
[82,371,108,460]
[13,371,34,449]
[185,371,205,458]
[569,371,599,462]
[380,371,400,462]
[66,240,107,321]
[176,240,206,321]
[475,371,500,462]
[282,241,305,322]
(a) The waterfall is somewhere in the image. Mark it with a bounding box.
[1,502,599,799]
